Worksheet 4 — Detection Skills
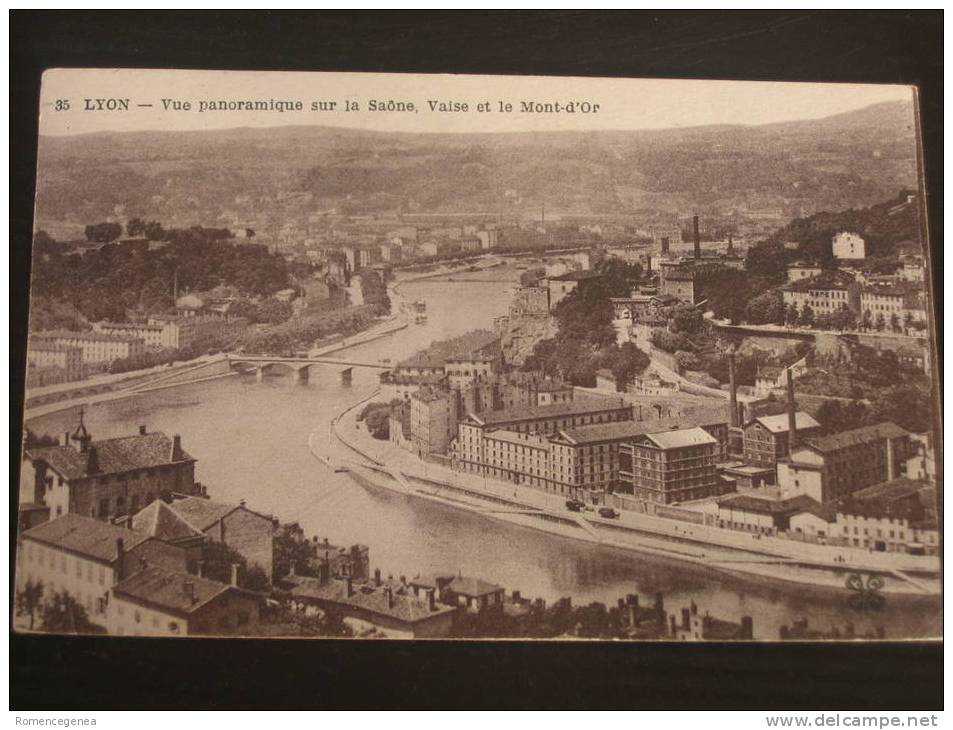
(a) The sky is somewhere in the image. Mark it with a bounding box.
[38,69,915,137]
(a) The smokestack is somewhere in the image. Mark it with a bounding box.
[693,215,701,260]
[115,538,125,580]
[728,352,739,428]
[786,369,798,452]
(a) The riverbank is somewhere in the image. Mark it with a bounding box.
[324,391,939,597]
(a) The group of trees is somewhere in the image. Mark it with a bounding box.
[359,270,392,316]
[15,579,104,634]
[813,383,934,435]
[357,399,404,440]
[523,260,650,387]
[31,225,293,325]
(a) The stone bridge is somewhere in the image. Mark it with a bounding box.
[225,354,391,384]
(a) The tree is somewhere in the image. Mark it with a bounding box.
[875,312,886,332]
[40,590,101,634]
[15,578,44,630]
[785,303,800,327]
[84,222,122,243]
[604,342,650,388]
[861,309,873,331]
[798,304,815,328]
[815,400,869,434]
[744,290,785,325]
[201,540,271,592]
[674,350,700,371]
[126,218,146,237]
[889,313,901,333]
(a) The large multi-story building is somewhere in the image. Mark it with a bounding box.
[458,394,633,439]
[742,412,821,468]
[16,513,190,626]
[781,271,861,317]
[93,321,177,349]
[409,386,459,457]
[21,416,202,522]
[776,421,913,503]
[859,282,927,326]
[27,341,84,384]
[31,330,146,365]
[619,427,725,504]
[832,231,866,260]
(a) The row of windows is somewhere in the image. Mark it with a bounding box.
[24,543,108,586]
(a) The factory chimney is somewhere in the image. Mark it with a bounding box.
[786,368,798,452]
[728,352,739,428]
[693,215,701,260]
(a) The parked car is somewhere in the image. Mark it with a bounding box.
[565,499,585,512]
[598,507,619,519]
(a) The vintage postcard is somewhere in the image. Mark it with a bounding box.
[16,69,940,641]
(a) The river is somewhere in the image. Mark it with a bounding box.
[24,267,940,639]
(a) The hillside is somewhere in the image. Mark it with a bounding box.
[34,100,917,236]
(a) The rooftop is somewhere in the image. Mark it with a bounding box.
[468,393,629,427]
[748,412,820,434]
[718,494,821,516]
[113,565,236,616]
[643,426,717,450]
[800,421,908,454]
[398,329,500,370]
[285,576,457,624]
[21,513,150,562]
[783,271,856,293]
[131,500,204,542]
[485,429,552,450]
[167,496,265,531]
[26,431,194,480]
[32,330,144,344]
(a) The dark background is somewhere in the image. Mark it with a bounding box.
[10,10,942,710]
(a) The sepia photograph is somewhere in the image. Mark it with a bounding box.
[13,65,941,651]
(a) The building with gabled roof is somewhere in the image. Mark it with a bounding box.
[16,513,189,627]
[283,573,457,638]
[777,422,914,503]
[108,564,261,637]
[165,496,276,579]
[742,411,821,468]
[21,415,201,523]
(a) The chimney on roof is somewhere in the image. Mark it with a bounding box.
[115,538,125,580]
[661,236,670,255]
[184,580,196,604]
[693,215,701,261]
[427,588,436,612]
[139,425,147,435]
[727,233,734,256]
[383,586,393,609]
[86,446,100,475]
[171,434,183,462]
[198,560,205,578]
[728,352,739,428]
[230,563,240,587]
[374,568,381,587]
[786,369,798,451]
[681,607,691,630]
[654,591,664,621]
[346,577,354,597]
[64,431,70,447]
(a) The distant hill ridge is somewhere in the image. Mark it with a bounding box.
[34,99,918,232]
